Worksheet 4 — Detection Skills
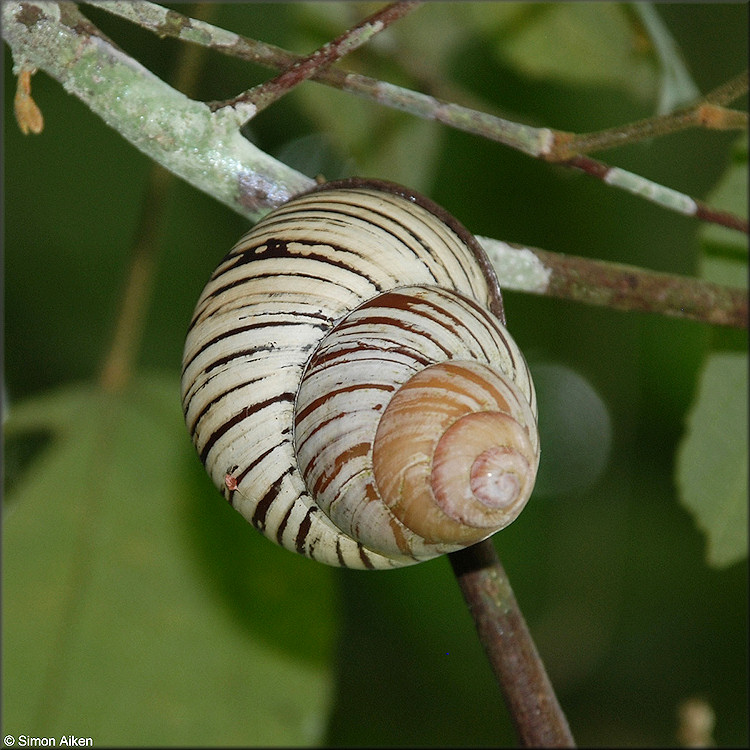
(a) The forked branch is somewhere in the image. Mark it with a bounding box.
[208,0,423,116]
[90,0,748,233]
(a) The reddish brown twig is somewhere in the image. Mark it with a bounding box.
[209,1,423,115]
[450,541,576,747]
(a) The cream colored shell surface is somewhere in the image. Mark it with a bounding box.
[181,183,536,568]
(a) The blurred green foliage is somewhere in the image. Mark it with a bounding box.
[4,3,747,746]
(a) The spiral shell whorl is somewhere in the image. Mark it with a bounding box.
[374,361,538,545]
[295,285,538,562]
[181,179,538,568]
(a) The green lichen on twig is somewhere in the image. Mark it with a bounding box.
[2,1,314,220]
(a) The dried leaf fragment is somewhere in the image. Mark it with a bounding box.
[14,69,44,135]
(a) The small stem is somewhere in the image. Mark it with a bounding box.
[694,199,750,234]
[557,105,747,158]
[703,69,749,105]
[210,0,423,116]
[98,164,171,392]
[449,541,575,748]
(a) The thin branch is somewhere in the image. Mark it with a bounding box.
[449,541,576,748]
[100,5,213,392]
[703,69,750,106]
[209,0,423,115]
[98,166,168,392]
[478,237,749,329]
[561,71,749,157]
[91,1,748,233]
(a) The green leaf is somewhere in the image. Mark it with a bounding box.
[2,375,335,746]
[676,353,748,568]
[485,3,659,99]
[678,135,749,568]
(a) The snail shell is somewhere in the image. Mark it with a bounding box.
[181,178,539,569]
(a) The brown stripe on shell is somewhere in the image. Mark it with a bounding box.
[252,472,288,532]
[295,382,395,425]
[294,506,317,556]
[198,392,294,464]
[309,441,371,497]
[303,178,506,320]
[182,314,330,375]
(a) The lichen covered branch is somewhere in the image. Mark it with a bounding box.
[480,238,748,329]
[2,1,314,220]
[91,1,748,232]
